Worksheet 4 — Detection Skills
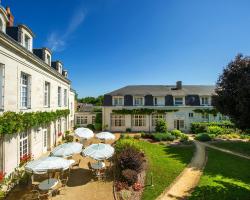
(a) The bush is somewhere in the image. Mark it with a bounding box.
[141,133,153,139]
[65,130,70,135]
[116,147,144,172]
[171,129,182,138]
[94,123,102,131]
[64,135,74,143]
[115,138,142,154]
[207,126,224,135]
[133,135,141,140]
[191,123,207,134]
[195,133,212,142]
[87,124,95,131]
[122,169,138,186]
[153,133,176,141]
[115,181,129,191]
[155,119,168,133]
[180,134,189,142]
[126,128,132,133]
[191,121,234,134]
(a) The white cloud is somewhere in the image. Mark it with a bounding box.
[46,8,86,52]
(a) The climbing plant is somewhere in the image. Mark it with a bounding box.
[0,109,70,135]
[193,108,218,116]
[112,108,178,115]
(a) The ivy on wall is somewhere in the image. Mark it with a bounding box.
[193,108,218,116]
[112,108,178,115]
[0,109,70,135]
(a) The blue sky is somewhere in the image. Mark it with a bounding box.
[3,0,250,97]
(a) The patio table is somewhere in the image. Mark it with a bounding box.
[91,161,105,170]
[38,178,59,191]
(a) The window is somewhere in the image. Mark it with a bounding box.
[64,89,67,106]
[202,113,209,120]
[0,19,3,32]
[189,113,194,118]
[133,115,146,127]
[58,87,61,107]
[83,116,88,124]
[20,72,31,109]
[174,97,184,106]
[174,120,185,130]
[0,64,4,110]
[20,132,29,160]
[134,96,144,106]
[154,97,165,106]
[43,130,47,148]
[58,119,62,134]
[201,97,209,106]
[76,116,82,125]
[113,96,124,106]
[152,114,165,126]
[46,54,51,65]
[111,115,125,127]
[76,116,87,124]
[24,35,30,50]
[92,116,96,124]
[44,82,50,107]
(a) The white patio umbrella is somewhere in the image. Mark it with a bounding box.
[74,127,94,139]
[50,142,83,157]
[82,143,114,161]
[25,156,75,174]
[96,132,115,140]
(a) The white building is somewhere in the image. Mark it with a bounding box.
[0,6,75,175]
[103,81,225,132]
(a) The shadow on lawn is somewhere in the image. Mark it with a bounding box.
[188,180,250,200]
[163,144,195,165]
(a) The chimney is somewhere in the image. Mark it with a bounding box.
[176,81,182,90]
[6,6,14,27]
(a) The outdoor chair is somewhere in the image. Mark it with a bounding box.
[71,159,81,168]
[38,189,53,200]
[56,177,68,195]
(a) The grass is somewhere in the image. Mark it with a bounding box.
[188,148,250,200]
[211,141,250,156]
[135,141,195,200]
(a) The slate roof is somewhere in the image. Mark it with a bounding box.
[106,85,216,96]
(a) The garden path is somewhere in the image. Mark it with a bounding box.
[156,141,206,200]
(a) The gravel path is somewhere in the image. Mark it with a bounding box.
[201,142,250,160]
[157,141,206,200]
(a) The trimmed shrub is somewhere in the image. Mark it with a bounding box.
[133,135,141,140]
[126,128,132,133]
[87,124,95,131]
[94,123,102,131]
[122,169,138,186]
[64,135,74,143]
[180,134,189,142]
[153,133,176,141]
[141,133,153,139]
[207,126,223,135]
[155,119,168,133]
[191,121,234,134]
[117,147,144,172]
[191,123,207,134]
[115,138,142,154]
[170,129,182,138]
[195,133,212,142]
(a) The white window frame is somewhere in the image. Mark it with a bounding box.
[200,96,210,106]
[92,116,96,124]
[64,89,67,107]
[189,113,194,118]
[24,34,31,50]
[174,120,185,130]
[132,115,146,127]
[58,86,61,107]
[154,96,165,106]
[0,64,4,110]
[111,114,125,127]
[134,96,144,106]
[83,116,88,124]
[113,96,124,106]
[20,72,31,109]
[76,116,81,125]
[174,97,184,106]
[46,54,51,66]
[44,82,50,107]
[19,132,29,160]
[152,114,165,126]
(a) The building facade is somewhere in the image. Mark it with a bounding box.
[103,82,225,133]
[75,103,101,127]
[0,6,75,174]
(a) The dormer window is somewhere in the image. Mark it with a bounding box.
[24,34,31,50]
[201,96,210,106]
[154,96,165,106]
[174,97,184,106]
[58,64,62,74]
[113,96,124,106]
[46,54,51,66]
[0,19,3,32]
[134,96,144,106]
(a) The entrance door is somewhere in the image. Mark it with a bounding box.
[174,120,184,130]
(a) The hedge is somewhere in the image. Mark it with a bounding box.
[191,121,234,134]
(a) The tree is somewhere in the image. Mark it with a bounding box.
[213,54,250,130]
[155,118,168,133]
[78,95,104,106]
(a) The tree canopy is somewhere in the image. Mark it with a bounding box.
[78,95,104,106]
[213,54,250,130]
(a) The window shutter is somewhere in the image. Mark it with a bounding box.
[124,95,133,106]
[165,95,174,106]
[103,95,112,106]
[28,75,31,108]
[144,95,153,106]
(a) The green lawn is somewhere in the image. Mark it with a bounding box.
[189,148,250,200]
[135,141,195,200]
[211,141,250,156]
